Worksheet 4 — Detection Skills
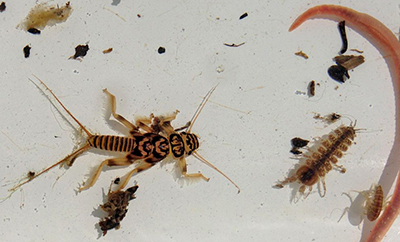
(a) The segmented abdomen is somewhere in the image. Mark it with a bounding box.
[88,135,136,153]
[367,185,384,221]
[309,125,355,168]
[299,125,355,185]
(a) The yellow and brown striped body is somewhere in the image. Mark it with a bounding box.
[87,131,199,164]
[88,133,170,164]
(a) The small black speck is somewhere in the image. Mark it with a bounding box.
[27,28,41,35]
[158,47,165,54]
[0,2,6,12]
[23,45,31,58]
[328,65,350,83]
[114,177,120,184]
[239,12,248,20]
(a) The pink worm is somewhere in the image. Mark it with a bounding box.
[289,5,400,242]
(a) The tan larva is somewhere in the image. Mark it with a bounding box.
[356,184,388,221]
[275,123,356,198]
[17,2,72,32]
[340,184,389,223]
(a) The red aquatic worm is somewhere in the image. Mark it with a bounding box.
[289,5,400,242]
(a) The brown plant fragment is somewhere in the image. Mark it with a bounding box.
[295,51,309,59]
[103,48,113,54]
[308,80,315,97]
[334,55,365,70]
[99,185,139,236]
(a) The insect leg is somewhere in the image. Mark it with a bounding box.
[276,174,298,187]
[149,111,180,134]
[178,157,210,181]
[319,178,327,197]
[135,115,156,133]
[304,186,313,198]
[157,110,179,123]
[103,89,138,132]
[174,121,191,132]
[79,157,134,191]
[66,143,92,166]
[116,162,155,191]
[332,163,346,173]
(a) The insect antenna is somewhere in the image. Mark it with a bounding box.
[192,151,241,193]
[9,143,91,192]
[8,76,94,193]
[186,85,218,133]
[31,75,93,137]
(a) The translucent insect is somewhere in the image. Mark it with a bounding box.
[338,184,390,225]
[9,77,240,194]
[275,123,357,198]
[313,112,342,125]
[340,184,389,223]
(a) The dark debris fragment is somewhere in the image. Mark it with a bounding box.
[223,42,245,47]
[23,45,31,58]
[338,21,348,54]
[290,137,309,155]
[27,28,41,35]
[291,137,309,148]
[308,80,315,97]
[158,46,165,54]
[99,185,138,236]
[290,147,302,155]
[239,12,248,20]
[0,2,5,12]
[70,44,89,59]
[328,64,349,83]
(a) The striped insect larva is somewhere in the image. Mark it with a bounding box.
[340,184,389,223]
[358,184,390,222]
[8,76,240,195]
[275,123,356,198]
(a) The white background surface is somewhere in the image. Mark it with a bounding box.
[1,0,399,241]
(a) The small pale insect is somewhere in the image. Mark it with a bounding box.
[356,184,389,221]
[339,184,389,223]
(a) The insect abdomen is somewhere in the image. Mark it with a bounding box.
[367,185,384,221]
[88,135,136,153]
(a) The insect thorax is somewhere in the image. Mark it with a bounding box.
[169,132,199,158]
